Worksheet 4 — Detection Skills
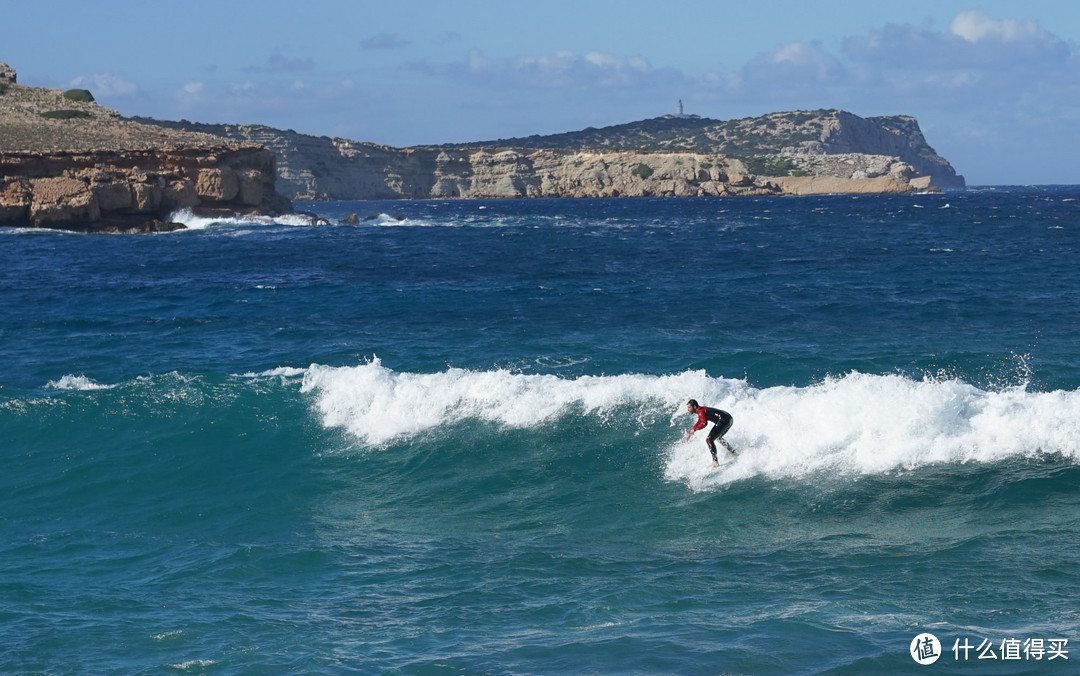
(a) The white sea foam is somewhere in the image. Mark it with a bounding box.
[300,360,1080,487]
[168,659,215,670]
[300,357,717,445]
[45,374,116,391]
[364,213,412,227]
[168,208,317,231]
[236,366,308,379]
[670,371,1080,490]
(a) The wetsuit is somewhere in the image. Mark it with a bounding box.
[692,406,734,461]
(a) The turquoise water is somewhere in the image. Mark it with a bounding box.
[2,190,1079,673]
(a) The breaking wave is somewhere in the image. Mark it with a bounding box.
[44,374,116,391]
[168,208,318,230]
[297,359,1080,489]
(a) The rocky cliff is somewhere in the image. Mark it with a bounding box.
[141,109,962,201]
[464,109,964,190]
[0,62,291,232]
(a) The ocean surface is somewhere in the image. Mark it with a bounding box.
[2,188,1079,674]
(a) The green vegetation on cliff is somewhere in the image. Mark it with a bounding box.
[40,109,92,120]
[451,109,838,155]
[62,88,95,103]
[741,156,811,177]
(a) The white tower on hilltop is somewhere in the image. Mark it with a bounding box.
[664,99,698,120]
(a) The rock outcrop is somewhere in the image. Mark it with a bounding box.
[0,147,289,232]
[141,109,962,201]
[0,62,291,232]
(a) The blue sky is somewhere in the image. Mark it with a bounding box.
[6,1,1080,184]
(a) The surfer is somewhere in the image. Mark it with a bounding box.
[685,399,736,467]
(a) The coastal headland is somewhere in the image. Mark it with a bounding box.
[139,109,964,201]
[1,58,965,233]
[0,62,291,233]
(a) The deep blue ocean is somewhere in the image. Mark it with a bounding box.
[2,188,1079,674]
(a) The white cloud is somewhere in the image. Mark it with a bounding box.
[584,51,620,68]
[768,41,845,80]
[177,81,205,103]
[734,40,846,98]
[69,73,138,98]
[844,11,1069,70]
[950,10,1049,44]
[770,42,810,65]
[509,51,574,87]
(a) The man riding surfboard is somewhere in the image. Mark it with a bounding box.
[685,399,737,467]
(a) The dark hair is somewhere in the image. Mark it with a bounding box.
[687,399,699,407]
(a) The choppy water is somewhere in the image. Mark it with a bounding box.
[2,189,1079,673]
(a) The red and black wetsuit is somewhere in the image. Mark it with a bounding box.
[692,406,734,461]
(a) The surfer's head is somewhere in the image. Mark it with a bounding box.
[686,399,699,412]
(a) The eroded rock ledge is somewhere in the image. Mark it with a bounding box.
[0,147,290,232]
[0,61,291,232]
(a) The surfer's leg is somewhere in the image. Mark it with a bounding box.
[713,415,736,456]
[719,437,736,456]
[704,425,721,457]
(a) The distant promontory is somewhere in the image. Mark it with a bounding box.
[135,108,965,201]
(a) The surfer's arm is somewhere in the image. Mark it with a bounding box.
[686,412,707,439]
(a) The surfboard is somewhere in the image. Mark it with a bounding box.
[710,453,737,470]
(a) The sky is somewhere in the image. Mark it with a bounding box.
[5,1,1080,185]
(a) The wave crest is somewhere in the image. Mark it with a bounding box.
[168,208,317,230]
[44,374,116,391]
[670,371,1080,489]
[300,358,723,446]
[299,361,1080,485]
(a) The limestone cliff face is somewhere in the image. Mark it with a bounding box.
[813,112,963,188]
[0,62,291,232]
[145,109,959,201]
[0,146,289,232]
[420,148,926,199]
